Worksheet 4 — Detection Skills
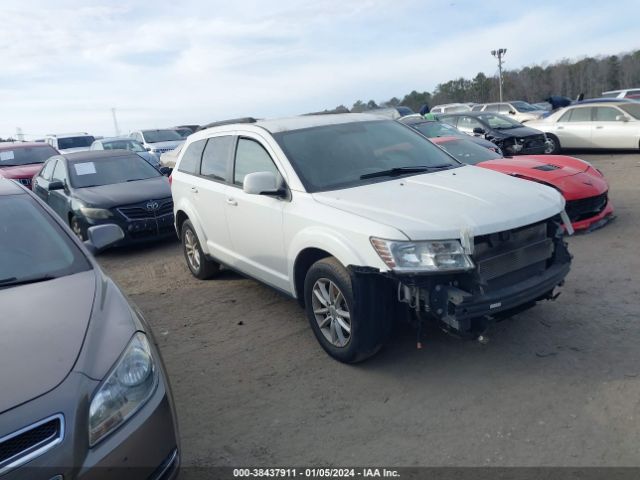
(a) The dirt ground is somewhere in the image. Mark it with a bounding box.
[98,152,640,468]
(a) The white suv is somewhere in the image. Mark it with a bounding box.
[45,132,95,153]
[171,114,572,362]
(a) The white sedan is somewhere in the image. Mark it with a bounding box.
[526,101,640,152]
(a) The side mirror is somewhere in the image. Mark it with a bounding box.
[159,166,172,176]
[472,127,486,135]
[509,110,516,115]
[243,171,283,196]
[616,115,629,122]
[48,180,65,191]
[84,224,124,254]
[145,147,151,151]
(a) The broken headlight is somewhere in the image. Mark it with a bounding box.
[371,238,474,273]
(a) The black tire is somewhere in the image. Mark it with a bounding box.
[545,134,561,154]
[304,257,385,363]
[181,219,220,280]
[70,215,86,241]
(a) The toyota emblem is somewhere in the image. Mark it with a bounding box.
[146,201,160,211]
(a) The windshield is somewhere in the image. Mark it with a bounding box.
[476,113,522,129]
[0,145,58,166]
[273,120,460,192]
[103,139,145,152]
[57,136,95,150]
[142,129,183,143]
[619,104,640,120]
[0,195,90,287]
[511,101,538,112]
[436,139,502,165]
[68,154,162,188]
[411,121,463,138]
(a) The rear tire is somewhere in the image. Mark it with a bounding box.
[181,220,220,279]
[545,134,561,154]
[304,257,385,363]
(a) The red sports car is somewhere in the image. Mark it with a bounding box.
[431,136,614,232]
[0,142,59,189]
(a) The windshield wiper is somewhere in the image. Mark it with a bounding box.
[360,165,454,180]
[0,274,58,288]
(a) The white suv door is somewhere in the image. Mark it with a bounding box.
[224,135,288,291]
[173,137,234,262]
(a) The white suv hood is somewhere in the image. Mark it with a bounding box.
[312,165,564,240]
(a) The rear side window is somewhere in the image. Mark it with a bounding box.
[233,139,279,187]
[560,107,592,122]
[201,136,234,181]
[178,139,206,174]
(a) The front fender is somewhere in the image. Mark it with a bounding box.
[287,226,387,297]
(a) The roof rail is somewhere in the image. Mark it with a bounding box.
[197,117,258,131]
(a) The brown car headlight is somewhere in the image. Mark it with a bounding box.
[89,333,158,446]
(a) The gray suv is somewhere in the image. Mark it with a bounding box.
[0,178,179,479]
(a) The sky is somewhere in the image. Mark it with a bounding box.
[1,0,638,138]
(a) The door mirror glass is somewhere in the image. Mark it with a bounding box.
[48,180,65,191]
[472,127,486,135]
[243,171,281,195]
[615,115,629,122]
[84,224,124,253]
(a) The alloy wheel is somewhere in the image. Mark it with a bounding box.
[184,229,201,272]
[311,278,351,348]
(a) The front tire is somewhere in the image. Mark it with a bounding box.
[70,215,85,241]
[304,257,384,363]
[181,220,220,279]
[545,134,561,154]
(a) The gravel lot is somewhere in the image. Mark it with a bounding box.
[98,152,640,468]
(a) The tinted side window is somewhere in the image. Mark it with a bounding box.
[567,107,592,122]
[458,116,482,130]
[201,136,234,181]
[234,139,279,187]
[40,159,57,180]
[178,139,206,174]
[52,160,67,182]
[440,116,458,127]
[593,107,620,121]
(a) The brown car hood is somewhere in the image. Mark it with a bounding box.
[0,271,95,413]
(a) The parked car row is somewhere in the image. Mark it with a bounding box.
[0,102,624,477]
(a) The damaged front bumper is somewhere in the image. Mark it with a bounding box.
[352,217,572,338]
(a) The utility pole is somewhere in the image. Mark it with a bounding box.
[111,107,120,137]
[491,48,507,102]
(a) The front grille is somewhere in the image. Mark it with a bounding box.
[0,415,64,475]
[477,239,554,281]
[565,193,608,222]
[118,199,174,220]
[474,221,554,286]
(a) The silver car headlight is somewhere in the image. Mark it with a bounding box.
[371,237,474,272]
[89,333,158,446]
[80,207,113,219]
